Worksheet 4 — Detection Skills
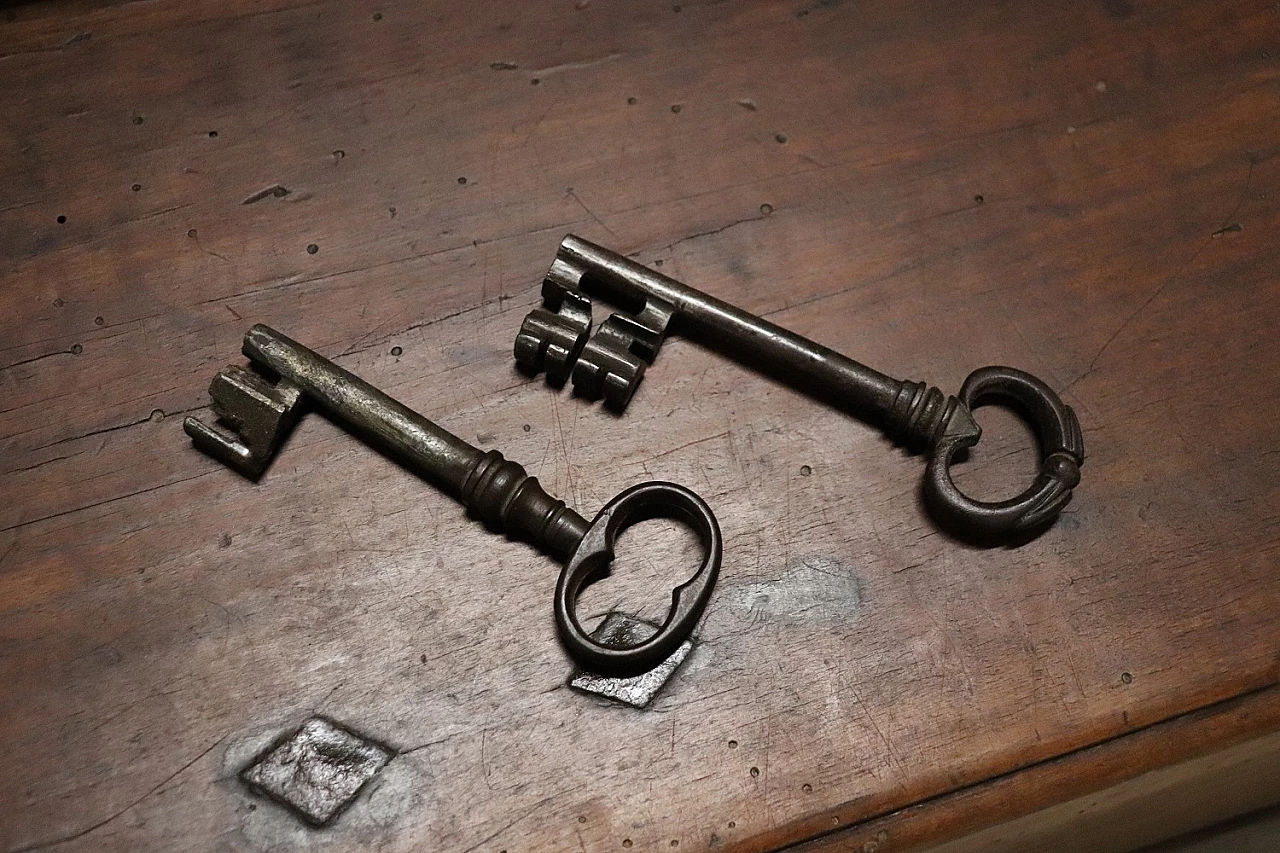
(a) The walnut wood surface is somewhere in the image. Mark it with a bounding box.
[2,1,1278,851]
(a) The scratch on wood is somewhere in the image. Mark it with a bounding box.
[241,185,291,204]
[9,733,227,852]
[528,52,625,79]
[0,469,215,534]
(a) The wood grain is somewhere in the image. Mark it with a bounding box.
[2,1,1278,851]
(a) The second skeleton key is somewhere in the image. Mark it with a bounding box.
[185,324,721,677]
[515,235,1084,537]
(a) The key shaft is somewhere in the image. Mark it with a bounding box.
[191,325,589,560]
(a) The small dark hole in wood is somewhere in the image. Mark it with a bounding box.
[373,11,383,21]
[150,409,165,422]
[802,783,812,793]
[728,739,738,748]
[132,183,142,192]
[627,96,638,105]
[531,78,540,85]
[133,116,143,125]
[390,346,403,356]
[760,203,774,215]
[187,229,197,238]
[56,215,67,224]
[94,316,104,326]
[1121,671,1133,684]
[749,766,759,777]
[457,176,467,185]
[522,424,531,432]
[671,104,682,113]
[974,194,984,204]
[53,298,64,307]
[71,343,83,355]
[800,465,812,476]
[306,243,319,254]
[209,130,218,137]
[775,133,787,143]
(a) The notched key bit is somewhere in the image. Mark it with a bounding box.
[513,265,593,385]
[184,364,303,478]
[515,245,676,411]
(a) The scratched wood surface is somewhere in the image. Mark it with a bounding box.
[2,0,1278,851]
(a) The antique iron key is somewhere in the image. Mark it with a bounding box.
[515,235,1084,537]
[185,324,721,676]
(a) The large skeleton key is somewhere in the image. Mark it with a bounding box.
[185,324,721,676]
[515,235,1084,537]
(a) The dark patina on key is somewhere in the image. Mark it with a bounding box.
[185,324,721,677]
[515,235,1084,537]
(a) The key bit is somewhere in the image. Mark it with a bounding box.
[184,363,303,478]
[513,268,593,385]
[571,300,675,412]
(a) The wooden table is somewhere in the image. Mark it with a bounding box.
[2,1,1277,851]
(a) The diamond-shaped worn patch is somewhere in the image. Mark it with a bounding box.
[241,716,393,826]
[568,612,695,708]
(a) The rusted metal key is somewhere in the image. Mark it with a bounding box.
[515,235,1084,536]
[185,324,721,676]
